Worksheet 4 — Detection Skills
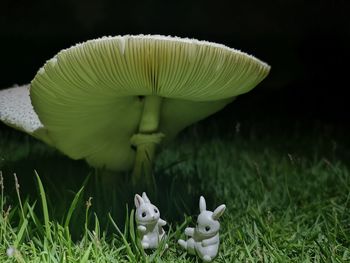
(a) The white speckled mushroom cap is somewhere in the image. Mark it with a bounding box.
[2,35,270,171]
[0,85,51,144]
[0,85,42,132]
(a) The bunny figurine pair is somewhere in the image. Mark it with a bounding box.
[134,193,226,262]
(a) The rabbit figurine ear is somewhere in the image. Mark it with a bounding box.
[212,204,226,220]
[199,196,206,212]
[142,192,151,203]
[134,194,144,208]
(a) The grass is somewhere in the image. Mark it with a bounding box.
[0,119,349,262]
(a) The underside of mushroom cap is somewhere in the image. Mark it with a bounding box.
[30,35,270,171]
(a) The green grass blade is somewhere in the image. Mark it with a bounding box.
[13,218,28,247]
[34,170,52,242]
[129,208,143,258]
[64,186,84,229]
[108,213,136,262]
[80,243,92,263]
[93,213,100,241]
[129,209,136,246]
[25,201,45,234]
[124,205,129,238]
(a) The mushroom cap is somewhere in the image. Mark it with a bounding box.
[0,85,51,144]
[29,35,270,171]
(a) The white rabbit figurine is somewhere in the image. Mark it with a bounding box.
[134,192,167,249]
[178,196,226,262]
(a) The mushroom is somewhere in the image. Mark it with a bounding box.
[0,35,270,185]
[0,85,51,144]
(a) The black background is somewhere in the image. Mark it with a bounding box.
[1,0,349,127]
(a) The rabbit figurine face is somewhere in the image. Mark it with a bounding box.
[134,192,167,249]
[196,210,220,238]
[135,193,160,225]
[178,196,226,262]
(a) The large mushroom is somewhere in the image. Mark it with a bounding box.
[0,35,270,185]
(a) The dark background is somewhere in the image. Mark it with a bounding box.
[0,0,349,127]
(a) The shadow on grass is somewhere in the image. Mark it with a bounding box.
[0,134,204,239]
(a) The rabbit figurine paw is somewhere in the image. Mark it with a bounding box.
[178,196,226,262]
[134,192,167,249]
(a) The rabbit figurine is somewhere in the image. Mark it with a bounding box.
[134,192,167,249]
[178,196,226,262]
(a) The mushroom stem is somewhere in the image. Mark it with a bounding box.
[139,95,162,133]
[132,143,156,188]
[132,95,163,188]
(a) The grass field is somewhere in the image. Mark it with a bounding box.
[0,119,349,262]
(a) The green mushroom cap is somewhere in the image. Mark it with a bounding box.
[3,35,270,172]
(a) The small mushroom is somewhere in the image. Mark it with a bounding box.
[0,35,270,185]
